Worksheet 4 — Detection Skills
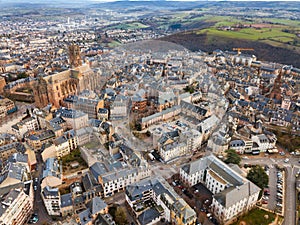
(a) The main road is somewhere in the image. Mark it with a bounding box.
[242,156,300,225]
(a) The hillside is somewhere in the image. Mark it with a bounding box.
[160,31,300,67]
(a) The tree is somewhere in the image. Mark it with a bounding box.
[247,165,269,189]
[224,149,241,165]
[114,207,128,225]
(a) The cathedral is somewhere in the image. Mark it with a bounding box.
[33,64,98,108]
[33,45,101,108]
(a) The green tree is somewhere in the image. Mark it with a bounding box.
[114,207,128,225]
[17,72,27,79]
[183,85,195,94]
[246,165,269,189]
[224,149,241,165]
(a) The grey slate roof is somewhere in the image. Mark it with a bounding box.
[78,208,92,225]
[138,208,160,225]
[90,162,109,180]
[180,101,207,116]
[0,189,23,216]
[60,193,73,208]
[42,186,59,198]
[182,154,244,186]
[214,182,260,207]
[86,197,107,215]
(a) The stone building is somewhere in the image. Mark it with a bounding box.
[33,64,101,108]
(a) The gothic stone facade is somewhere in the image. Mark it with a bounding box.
[33,64,100,108]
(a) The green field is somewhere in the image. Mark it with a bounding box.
[197,27,296,41]
[163,13,300,49]
[232,208,276,225]
[262,18,300,27]
[107,22,149,30]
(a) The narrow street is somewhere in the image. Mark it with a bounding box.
[33,151,53,225]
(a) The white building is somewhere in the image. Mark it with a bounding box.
[251,134,273,153]
[180,155,260,223]
[11,117,39,139]
[41,186,61,216]
[198,115,220,142]
[90,162,151,198]
[110,95,128,120]
[57,108,89,130]
[159,142,189,163]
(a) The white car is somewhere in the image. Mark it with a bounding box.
[284,158,289,163]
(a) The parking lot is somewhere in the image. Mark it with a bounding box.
[264,165,284,215]
[169,176,217,225]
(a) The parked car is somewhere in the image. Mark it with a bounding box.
[28,213,38,224]
[284,158,289,163]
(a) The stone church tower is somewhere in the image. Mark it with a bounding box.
[68,44,82,68]
[33,76,50,108]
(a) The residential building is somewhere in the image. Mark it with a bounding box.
[180,155,260,223]
[141,105,181,130]
[0,187,33,225]
[207,125,231,156]
[198,115,220,142]
[41,157,62,188]
[0,97,16,118]
[53,129,78,158]
[41,186,61,216]
[60,193,73,217]
[55,107,89,130]
[110,95,128,120]
[125,177,197,225]
[64,94,104,119]
[25,129,55,150]
[99,166,151,197]
[94,213,116,225]
[76,127,93,146]
[97,108,109,121]
[11,117,39,139]
[159,142,188,163]
[0,142,25,161]
[251,134,274,153]
[0,162,28,188]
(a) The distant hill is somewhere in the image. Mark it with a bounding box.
[161,31,300,68]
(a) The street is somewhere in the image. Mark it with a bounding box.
[242,155,300,225]
[33,151,53,225]
[284,165,298,225]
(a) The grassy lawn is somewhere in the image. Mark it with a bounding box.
[84,140,101,149]
[262,18,300,27]
[61,148,88,173]
[197,27,296,42]
[108,22,149,30]
[232,208,276,225]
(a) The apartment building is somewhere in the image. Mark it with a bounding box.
[11,117,39,139]
[0,97,16,118]
[41,186,61,216]
[56,108,89,130]
[125,177,197,225]
[64,94,104,119]
[99,166,151,198]
[110,95,128,120]
[53,129,78,158]
[0,187,33,225]
[25,129,55,150]
[0,142,25,162]
[159,142,188,163]
[180,155,260,223]
[251,134,275,153]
